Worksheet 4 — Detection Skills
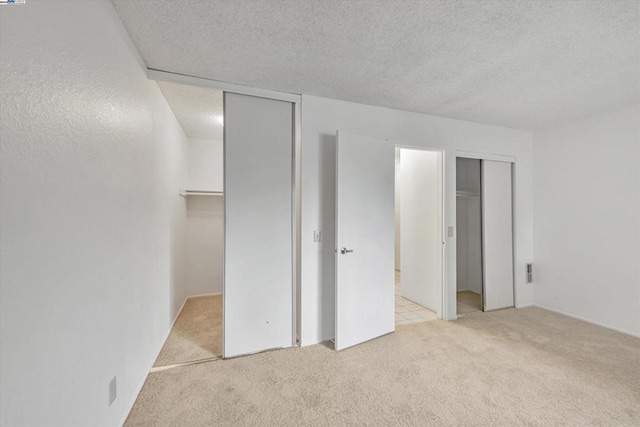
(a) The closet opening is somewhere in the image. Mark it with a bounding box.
[149,75,300,363]
[456,156,515,316]
[153,81,225,369]
[456,158,483,315]
[394,146,443,325]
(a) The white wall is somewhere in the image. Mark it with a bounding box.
[300,95,534,346]
[185,138,224,295]
[533,104,640,337]
[187,137,223,191]
[394,152,401,270]
[0,1,188,426]
[399,149,442,314]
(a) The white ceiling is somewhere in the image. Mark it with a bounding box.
[113,0,640,130]
[157,81,223,140]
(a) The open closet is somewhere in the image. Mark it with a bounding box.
[456,157,514,316]
[150,80,299,367]
[456,158,483,314]
[153,82,225,369]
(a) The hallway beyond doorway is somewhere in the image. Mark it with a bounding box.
[395,270,438,325]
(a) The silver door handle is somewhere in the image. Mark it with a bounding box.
[340,247,354,254]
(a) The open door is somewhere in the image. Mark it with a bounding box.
[482,160,514,311]
[335,131,395,351]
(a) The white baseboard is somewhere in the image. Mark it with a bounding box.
[534,304,640,338]
[456,289,482,295]
[187,292,222,299]
[515,303,534,309]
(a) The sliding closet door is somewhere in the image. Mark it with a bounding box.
[224,92,293,358]
[482,160,514,311]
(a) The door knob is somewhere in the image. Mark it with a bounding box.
[340,247,354,254]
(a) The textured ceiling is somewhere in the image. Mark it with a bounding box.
[113,0,640,130]
[157,81,223,140]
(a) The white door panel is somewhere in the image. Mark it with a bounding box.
[482,160,514,311]
[224,93,293,358]
[335,131,395,351]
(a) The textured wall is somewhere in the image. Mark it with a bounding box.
[0,1,187,425]
[533,104,640,337]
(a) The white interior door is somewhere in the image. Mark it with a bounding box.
[482,160,514,311]
[399,148,443,315]
[335,131,395,351]
[224,92,293,358]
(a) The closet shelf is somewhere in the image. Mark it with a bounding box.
[456,191,480,197]
[179,190,224,197]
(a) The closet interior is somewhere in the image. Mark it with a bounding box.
[456,157,515,316]
[154,81,224,368]
[456,158,484,315]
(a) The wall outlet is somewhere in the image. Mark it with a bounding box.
[109,376,117,406]
[313,230,321,243]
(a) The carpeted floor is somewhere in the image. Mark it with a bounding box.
[153,295,222,367]
[128,307,640,426]
[457,290,483,315]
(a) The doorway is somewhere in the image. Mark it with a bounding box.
[394,147,442,325]
[334,134,445,351]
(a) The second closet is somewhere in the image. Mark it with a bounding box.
[456,157,514,315]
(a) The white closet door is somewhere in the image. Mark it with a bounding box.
[335,131,395,351]
[482,160,514,311]
[224,93,293,358]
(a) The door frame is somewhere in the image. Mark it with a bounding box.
[394,144,446,320]
[455,151,516,317]
[147,69,302,354]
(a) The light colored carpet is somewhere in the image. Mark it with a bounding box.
[457,290,482,314]
[153,295,222,367]
[128,307,640,426]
